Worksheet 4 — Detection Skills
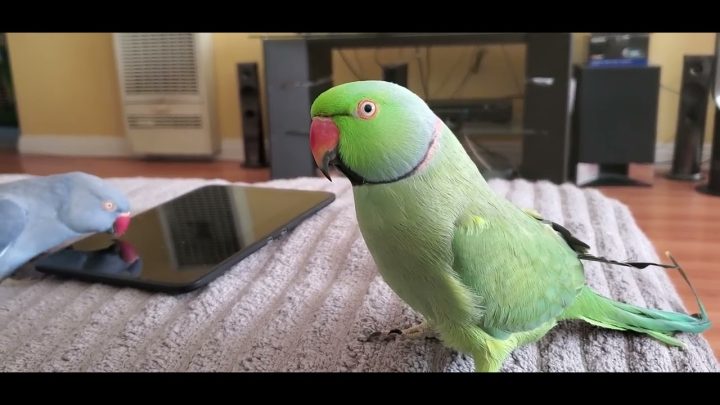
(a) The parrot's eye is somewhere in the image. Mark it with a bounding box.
[357,100,378,119]
[103,201,116,211]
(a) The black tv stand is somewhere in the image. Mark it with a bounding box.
[261,33,574,184]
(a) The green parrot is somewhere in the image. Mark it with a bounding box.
[308,80,711,372]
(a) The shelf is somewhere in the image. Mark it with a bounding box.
[458,122,526,140]
[253,33,527,48]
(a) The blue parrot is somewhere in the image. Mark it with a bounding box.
[0,172,131,280]
[36,239,142,278]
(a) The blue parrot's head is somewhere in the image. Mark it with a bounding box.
[57,172,132,237]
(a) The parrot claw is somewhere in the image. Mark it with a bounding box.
[359,330,400,342]
[365,331,382,341]
[359,322,439,343]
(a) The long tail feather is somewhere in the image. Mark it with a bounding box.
[577,253,677,269]
[564,252,710,346]
[578,251,708,321]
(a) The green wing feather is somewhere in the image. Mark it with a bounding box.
[452,205,587,339]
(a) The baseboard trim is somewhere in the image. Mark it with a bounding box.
[655,142,712,170]
[217,139,245,162]
[18,134,246,162]
[19,135,132,157]
[16,135,711,169]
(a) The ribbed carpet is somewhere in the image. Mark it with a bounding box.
[0,174,717,372]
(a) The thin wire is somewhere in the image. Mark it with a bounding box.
[373,48,383,67]
[416,46,429,99]
[501,45,524,96]
[435,48,471,97]
[353,49,365,80]
[660,84,681,95]
[451,46,483,98]
[426,46,432,98]
[338,49,362,80]
[666,251,708,320]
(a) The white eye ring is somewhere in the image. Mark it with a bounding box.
[357,100,378,119]
[103,201,115,211]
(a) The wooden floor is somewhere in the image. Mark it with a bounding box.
[1,151,717,359]
[599,176,720,359]
[0,151,271,183]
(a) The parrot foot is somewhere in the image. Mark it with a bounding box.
[360,321,439,342]
[399,321,435,338]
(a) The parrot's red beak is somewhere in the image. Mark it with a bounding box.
[310,117,339,181]
[113,212,131,237]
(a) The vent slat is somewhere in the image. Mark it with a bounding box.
[127,114,203,129]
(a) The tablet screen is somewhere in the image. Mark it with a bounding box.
[34,185,335,291]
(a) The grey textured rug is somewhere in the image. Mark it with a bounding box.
[0,174,717,372]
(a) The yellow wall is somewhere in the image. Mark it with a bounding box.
[211,33,266,141]
[6,32,717,147]
[650,33,716,143]
[7,32,273,141]
[7,33,125,136]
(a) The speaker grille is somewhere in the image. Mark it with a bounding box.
[237,62,267,167]
[118,33,198,95]
[669,55,714,179]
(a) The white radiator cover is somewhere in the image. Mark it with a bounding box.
[113,33,219,157]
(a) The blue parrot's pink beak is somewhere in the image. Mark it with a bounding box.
[310,117,339,181]
[116,240,139,264]
[113,212,131,237]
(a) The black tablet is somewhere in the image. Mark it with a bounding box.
[34,184,335,293]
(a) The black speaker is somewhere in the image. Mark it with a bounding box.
[700,107,720,195]
[667,55,714,181]
[382,64,408,87]
[570,65,660,186]
[237,63,267,168]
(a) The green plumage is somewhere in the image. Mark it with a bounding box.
[310,80,711,372]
